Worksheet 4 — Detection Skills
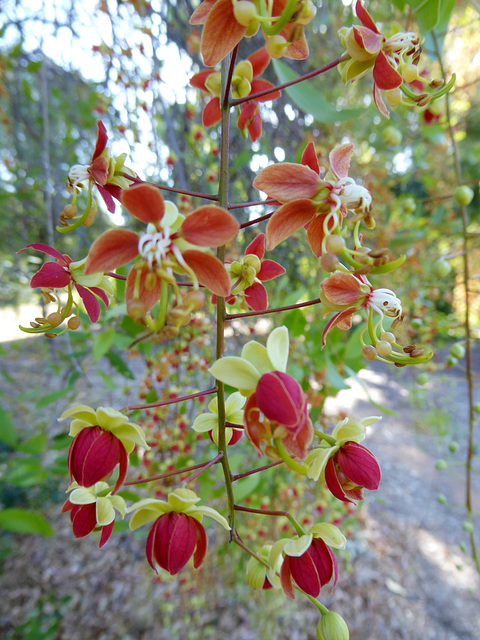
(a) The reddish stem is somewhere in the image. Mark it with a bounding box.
[232,460,283,481]
[234,504,288,517]
[223,44,239,109]
[240,212,275,229]
[107,271,126,280]
[226,297,321,320]
[123,387,217,411]
[123,458,220,486]
[231,54,349,106]
[124,174,218,202]
[228,198,277,211]
[184,452,224,485]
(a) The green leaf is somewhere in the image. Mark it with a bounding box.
[406,0,440,32]
[97,368,118,390]
[0,404,17,447]
[17,433,47,454]
[325,359,350,391]
[272,58,364,123]
[0,508,55,536]
[3,458,48,487]
[92,326,116,362]
[106,350,135,379]
[233,473,262,502]
[35,386,74,408]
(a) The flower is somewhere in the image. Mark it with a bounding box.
[219,233,285,311]
[61,481,126,548]
[65,121,135,219]
[190,48,281,141]
[320,271,402,347]
[209,326,313,459]
[325,441,381,504]
[18,243,114,336]
[254,142,372,256]
[270,523,346,599]
[305,416,381,504]
[244,371,313,459]
[246,544,281,590]
[192,391,245,445]
[85,183,239,318]
[191,0,311,68]
[128,488,230,574]
[60,404,150,494]
[338,1,422,117]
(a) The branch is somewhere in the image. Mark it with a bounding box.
[123,387,217,412]
[226,297,321,320]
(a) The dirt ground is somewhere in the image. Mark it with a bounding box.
[0,337,479,640]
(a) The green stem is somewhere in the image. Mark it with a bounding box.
[216,54,236,533]
[432,31,480,575]
[274,439,308,475]
[234,503,305,536]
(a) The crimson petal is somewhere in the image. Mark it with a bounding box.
[168,514,198,575]
[30,262,71,289]
[289,551,321,598]
[337,441,381,490]
[75,284,101,323]
[244,282,268,311]
[256,372,302,427]
[19,243,66,262]
[70,503,96,538]
[92,121,108,160]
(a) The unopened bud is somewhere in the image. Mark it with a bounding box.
[233,1,257,27]
[184,288,206,310]
[316,611,349,640]
[376,340,392,357]
[67,316,81,330]
[433,258,452,278]
[454,185,474,207]
[362,345,377,361]
[46,312,63,327]
[325,235,345,255]
[265,35,288,58]
[320,253,339,272]
[380,331,395,343]
[62,204,78,219]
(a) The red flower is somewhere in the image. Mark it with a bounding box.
[325,441,381,504]
[218,233,285,311]
[190,48,281,141]
[19,243,110,323]
[68,426,128,494]
[244,371,313,459]
[85,184,239,318]
[146,512,207,575]
[61,500,114,548]
[273,534,339,599]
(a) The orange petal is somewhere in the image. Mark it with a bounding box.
[301,141,319,174]
[284,30,309,60]
[190,0,216,24]
[181,206,239,247]
[121,184,165,225]
[85,229,139,274]
[329,143,354,180]
[202,97,222,127]
[355,0,379,33]
[250,79,281,102]
[321,272,364,305]
[190,69,215,91]
[125,266,162,317]
[253,163,321,202]
[266,199,317,250]
[248,47,270,77]
[201,0,247,67]
[306,212,336,257]
[373,50,402,91]
[373,84,390,119]
[182,250,231,296]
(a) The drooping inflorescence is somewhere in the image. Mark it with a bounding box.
[16,1,454,635]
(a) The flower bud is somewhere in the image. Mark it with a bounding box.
[325,235,345,255]
[68,316,81,330]
[454,185,474,206]
[320,253,339,272]
[265,35,288,59]
[376,340,392,357]
[46,312,63,327]
[184,289,206,310]
[362,345,377,361]
[432,258,451,278]
[382,126,403,146]
[449,343,465,359]
[233,1,257,27]
[316,612,349,640]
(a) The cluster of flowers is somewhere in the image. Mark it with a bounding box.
[15,2,449,637]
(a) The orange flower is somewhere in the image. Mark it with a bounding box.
[85,184,239,318]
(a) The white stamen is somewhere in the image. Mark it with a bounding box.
[68,164,90,186]
[335,177,372,213]
[138,226,173,270]
[369,288,402,318]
